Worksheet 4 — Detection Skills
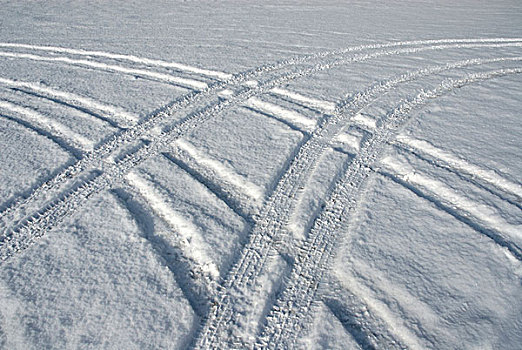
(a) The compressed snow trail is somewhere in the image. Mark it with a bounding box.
[1,41,520,264]
[0,39,520,233]
[191,57,522,349]
[320,278,411,350]
[3,39,520,81]
[126,172,220,279]
[171,139,265,204]
[380,156,522,260]
[256,68,522,349]
[393,135,522,202]
[352,113,378,131]
[0,51,209,90]
[0,42,234,80]
[0,99,94,152]
[269,87,336,113]
[247,97,318,131]
[0,77,139,127]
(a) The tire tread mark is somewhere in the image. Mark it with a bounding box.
[2,40,520,234]
[1,43,520,266]
[257,68,522,349]
[192,56,522,349]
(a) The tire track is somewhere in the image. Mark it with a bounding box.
[1,39,519,233]
[0,77,139,128]
[379,156,522,260]
[164,142,260,221]
[11,88,122,130]
[0,43,233,80]
[269,87,336,113]
[125,171,220,279]
[1,41,520,263]
[0,113,83,160]
[0,51,209,90]
[320,279,407,350]
[192,56,522,349]
[257,68,522,349]
[3,38,519,81]
[392,136,522,210]
[112,186,213,318]
[0,39,346,230]
[0,99,95,152]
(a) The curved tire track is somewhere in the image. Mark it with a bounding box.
[1,38,520,233]
[192,55,522,348]
[257,68,522,349]
[1,41,520,264]
[0,42,234,80]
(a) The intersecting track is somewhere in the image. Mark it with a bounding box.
[255,68,522,349]
[0,43,234,80]
[191,57,522,348]
[2,39,521,266]
[0,38,520,350]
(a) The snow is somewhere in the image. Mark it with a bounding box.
[0,1,521,349]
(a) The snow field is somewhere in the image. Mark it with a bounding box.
[0,12,521,348]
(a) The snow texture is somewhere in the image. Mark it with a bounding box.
[0,1,521,349]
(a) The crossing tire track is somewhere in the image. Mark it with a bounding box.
[191,56,522,348]
[1,41,520,265]
[1,39,520,235]
[256,68,522,349]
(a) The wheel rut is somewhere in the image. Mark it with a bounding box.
[192,56,522,348]
[4,40,518,264]
[257,68,522,349]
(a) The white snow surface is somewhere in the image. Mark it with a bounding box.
[0,1,521,349]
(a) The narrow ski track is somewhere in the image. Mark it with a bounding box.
[257,68,522,349]
[191,55,522,348]
[1,41,521,265]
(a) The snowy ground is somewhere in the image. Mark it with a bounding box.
[0,1,521,349]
